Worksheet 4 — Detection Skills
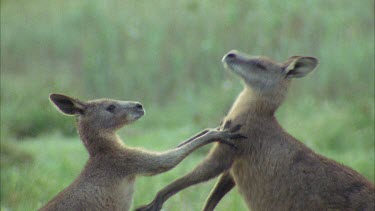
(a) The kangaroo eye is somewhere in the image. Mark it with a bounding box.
[106,105,116,112]
[254,62,267,70]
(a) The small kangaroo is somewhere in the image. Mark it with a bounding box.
[137,50,375,211]
[40,94,244,211]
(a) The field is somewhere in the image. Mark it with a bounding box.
[1,0,374,210]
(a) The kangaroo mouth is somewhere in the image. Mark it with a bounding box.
[134,109,145,119]
[222,55,232,70]
[222,50,242,71]
[127,109,145,123]
[222,56,241,75]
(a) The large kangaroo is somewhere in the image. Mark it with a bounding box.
[40,94,244,211]
[137,50,375,211]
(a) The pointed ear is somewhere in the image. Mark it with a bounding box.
[49,94,86,115]
[284,56,319,78]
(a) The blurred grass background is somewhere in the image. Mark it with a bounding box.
[1,0,374,210]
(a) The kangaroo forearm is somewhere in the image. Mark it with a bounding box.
[175,129,210,148]
[137,132,215,175]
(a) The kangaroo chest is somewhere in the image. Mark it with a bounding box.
[113,176,135,211]
[81,173,136,211]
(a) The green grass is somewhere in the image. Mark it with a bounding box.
[1,0,374,138]
[1,98,373,210]
[1,0,374,210]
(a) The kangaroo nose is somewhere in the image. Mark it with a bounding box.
[135,103,143,110]
[226,53,236,59]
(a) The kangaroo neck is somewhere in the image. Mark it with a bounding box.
[77,121,122,157]
[225,86,280,124]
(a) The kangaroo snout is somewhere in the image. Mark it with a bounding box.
[135,103,143,110]
[133,102,145,114]
[130,102,145,119]
[222,50,239,62]
[226,52,236,59]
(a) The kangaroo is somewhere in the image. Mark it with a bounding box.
[40,94,244,211]
[137,50,375,211]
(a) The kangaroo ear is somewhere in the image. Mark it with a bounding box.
[49,94,86,115]
[284,56,319,78]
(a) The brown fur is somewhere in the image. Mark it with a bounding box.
[137,50,375,211]
[39,94,244,211]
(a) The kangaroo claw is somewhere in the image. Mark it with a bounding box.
[175,129,210,148]
[223,120,232,130]
[229,124,242,133]
[219,139,238,150]
[229,134,248,140]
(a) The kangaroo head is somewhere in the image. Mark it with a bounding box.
[222,50,318,109]
[49,94,145,131]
